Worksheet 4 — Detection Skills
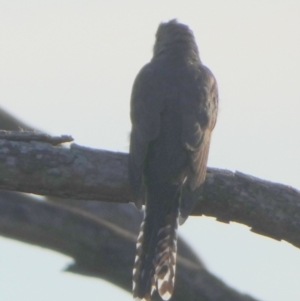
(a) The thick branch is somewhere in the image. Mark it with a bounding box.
[0,133,300,249]
[0,139,130,202]
[195,169,300,248]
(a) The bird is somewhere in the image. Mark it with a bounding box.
[129,19,218,301]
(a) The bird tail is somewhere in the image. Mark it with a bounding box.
[132,184,180,301]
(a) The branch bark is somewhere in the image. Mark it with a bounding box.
[0,130,73,145]
[0,137,130,202]
[0,132,299,250]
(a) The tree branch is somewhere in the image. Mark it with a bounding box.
[0,130,73,145]
[0,137,130,202]
[0,132,299,250]
[195,169,300,249]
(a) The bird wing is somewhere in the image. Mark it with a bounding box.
[129,63,164,206]
[179,65,218,222]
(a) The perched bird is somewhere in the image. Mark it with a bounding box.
[129,19,218,301]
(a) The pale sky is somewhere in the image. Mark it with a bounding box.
[0,1,300,301]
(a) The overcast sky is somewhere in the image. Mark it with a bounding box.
[0,1,300,301]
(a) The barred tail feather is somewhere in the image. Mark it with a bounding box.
[132,219,156,301]
[132,182,181,301]
[132,206,179,301]
[155,209,179,300]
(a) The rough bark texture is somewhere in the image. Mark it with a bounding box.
[0,138,130,202]
[0,130,73,145]
[195,169,300,249]
[0,131,299,251]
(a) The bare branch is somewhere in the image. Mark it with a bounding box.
[195,169,300,249]
[0,138,130,202]
[0,130,73,145]
[0,131,300,250]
